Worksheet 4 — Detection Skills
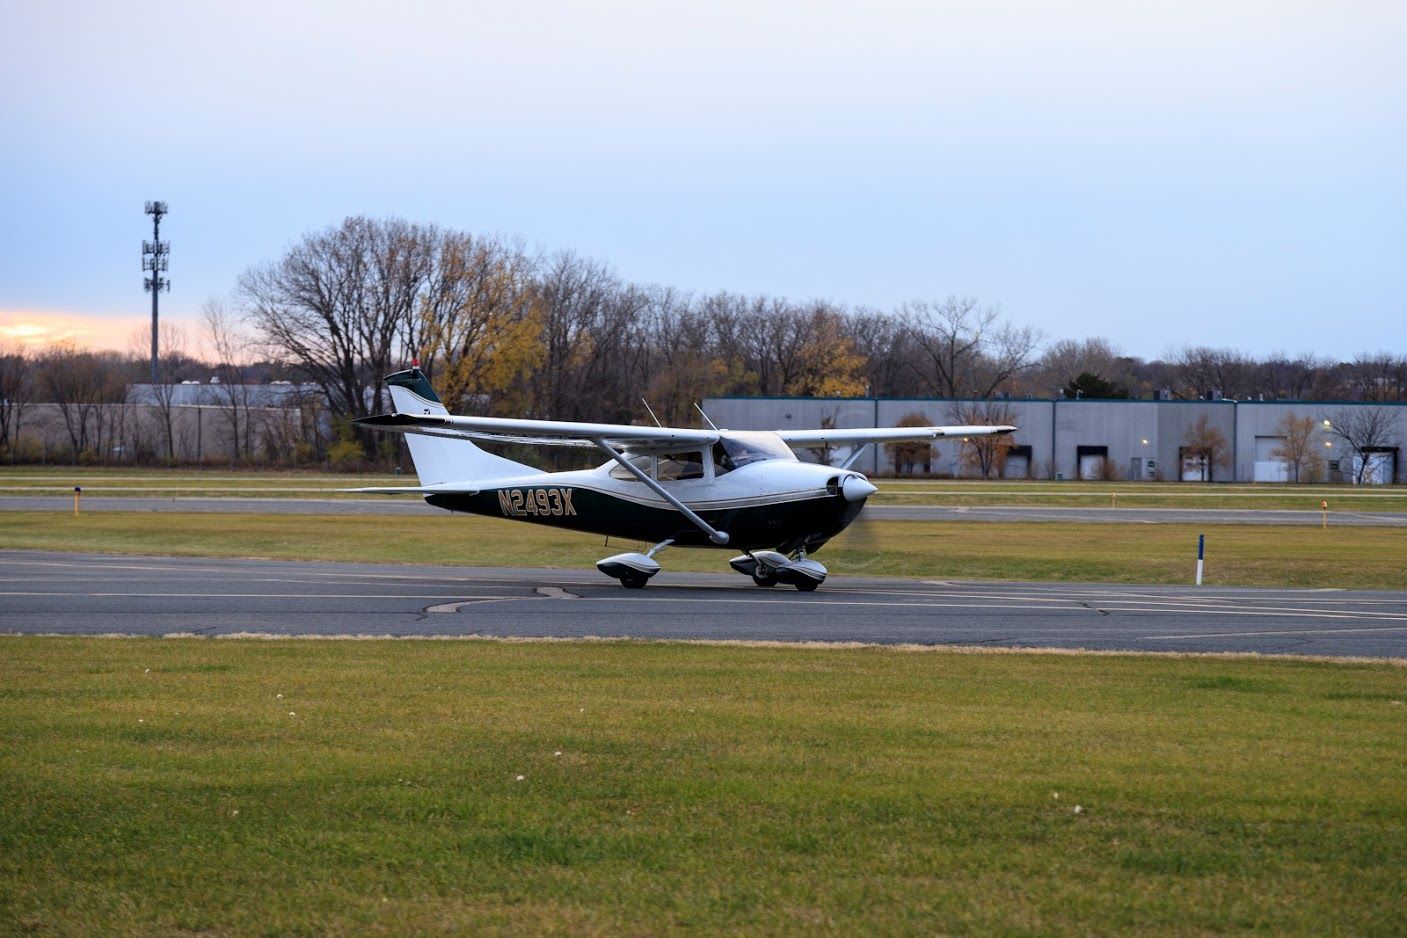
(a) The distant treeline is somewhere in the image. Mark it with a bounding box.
[2,215,1404,465]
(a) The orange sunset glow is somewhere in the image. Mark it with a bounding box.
[0,309,173,352]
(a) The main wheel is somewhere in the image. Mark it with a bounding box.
[794,579,820,592]
[752,572,777,588]
[619,572,649,589]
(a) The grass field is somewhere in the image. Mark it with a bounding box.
[2,509,1405,590]
[3,466,1405,511]
[2,638,1403,934]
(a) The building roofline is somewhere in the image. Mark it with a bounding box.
[703,396,1407,407]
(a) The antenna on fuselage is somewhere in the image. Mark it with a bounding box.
[693,402,719,432]
[641,398,663,428]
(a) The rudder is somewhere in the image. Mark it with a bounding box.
[383,367,539,484]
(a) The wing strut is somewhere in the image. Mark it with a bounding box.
[592,437,730,545]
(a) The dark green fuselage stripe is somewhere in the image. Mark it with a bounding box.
[425,488,865,551]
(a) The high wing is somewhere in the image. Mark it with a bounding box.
[353,412,718,450]
[777,424,1017,447]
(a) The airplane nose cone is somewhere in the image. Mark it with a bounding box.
[841,475,878,502]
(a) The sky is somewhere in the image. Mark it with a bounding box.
[1,0,1403,359]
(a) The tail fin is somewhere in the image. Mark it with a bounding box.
[383,367,540,484]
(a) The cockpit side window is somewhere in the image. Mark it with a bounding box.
[712,442,736,475]
[718,432,797,470]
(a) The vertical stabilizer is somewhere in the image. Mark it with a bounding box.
[383,367,539,484]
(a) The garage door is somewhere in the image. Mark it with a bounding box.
[1253,435,1287,482]
[1181,453,1209,482]
[1355,453,1394,485]
[1079,453,1105,480]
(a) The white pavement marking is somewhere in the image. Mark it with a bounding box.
[3,591,476,600]
[1146,625,1407,639]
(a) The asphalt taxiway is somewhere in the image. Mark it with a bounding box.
[2,496,1405,526]
[3,551,1405,659]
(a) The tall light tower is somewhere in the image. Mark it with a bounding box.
[142,201,170,384]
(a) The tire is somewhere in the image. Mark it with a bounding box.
[620,573,649,589]
[794,579,820,592]
[752,573,777,588]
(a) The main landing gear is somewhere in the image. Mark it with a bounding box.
[729,549,827,591]
[597,542,828,591]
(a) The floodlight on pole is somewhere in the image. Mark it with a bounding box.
[142,201,170,384]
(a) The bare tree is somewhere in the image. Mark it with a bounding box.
[1345,353,1407,402]
[949,400,1017,478]
[0,342,32,457]
[641,290,729,426]
[1329,407,1401,484]
[1180,414,1231,482]
[1172,347,1256,400]
[901,297,1039,399]
[1029,338,1136,398]
[1267,413,1324,483]
[203,298,258,462]
[35,345,129,461]
[532,252,650,425]
[128,320,194,463]
[241,216,436,425]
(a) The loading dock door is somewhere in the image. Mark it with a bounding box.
[1077,446,1109,480]
[1002,445,1032,479]
[1354,450,1397,485]
[1253,435,1288,483]
[1180,448,1210,482]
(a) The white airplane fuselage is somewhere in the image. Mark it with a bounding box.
[424,452,873,554]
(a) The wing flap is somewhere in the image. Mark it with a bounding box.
[778,425,1017,447]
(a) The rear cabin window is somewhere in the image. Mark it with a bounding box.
[656,452,705,481]
[608,451,706,482]
[608,454,654,481]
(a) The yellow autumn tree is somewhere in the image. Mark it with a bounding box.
[418,234,544,415]
[784,309,869,398]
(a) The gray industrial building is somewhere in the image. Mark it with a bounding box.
[702,396,1407,484]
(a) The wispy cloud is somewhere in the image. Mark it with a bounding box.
[0,310,155,351]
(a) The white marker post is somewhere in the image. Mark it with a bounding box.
[1195,533,1205,586]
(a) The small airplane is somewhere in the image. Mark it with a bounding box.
[350,366,1016,590]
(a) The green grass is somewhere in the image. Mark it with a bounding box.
[2,638,1404,934]
[0,465,404,497]
[3,509,1405,590]
[871,479,1407,511]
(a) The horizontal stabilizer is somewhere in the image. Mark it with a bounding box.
[339,484,480,496]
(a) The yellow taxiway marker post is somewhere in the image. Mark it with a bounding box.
[1321,499,1328,529]
[73,486,81,516]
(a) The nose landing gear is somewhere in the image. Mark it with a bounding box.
[597,539,673,589]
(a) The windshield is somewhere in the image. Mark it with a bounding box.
[715,432,797,473]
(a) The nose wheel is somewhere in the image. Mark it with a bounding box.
[597,539,673,589]
[731,550,827,590]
